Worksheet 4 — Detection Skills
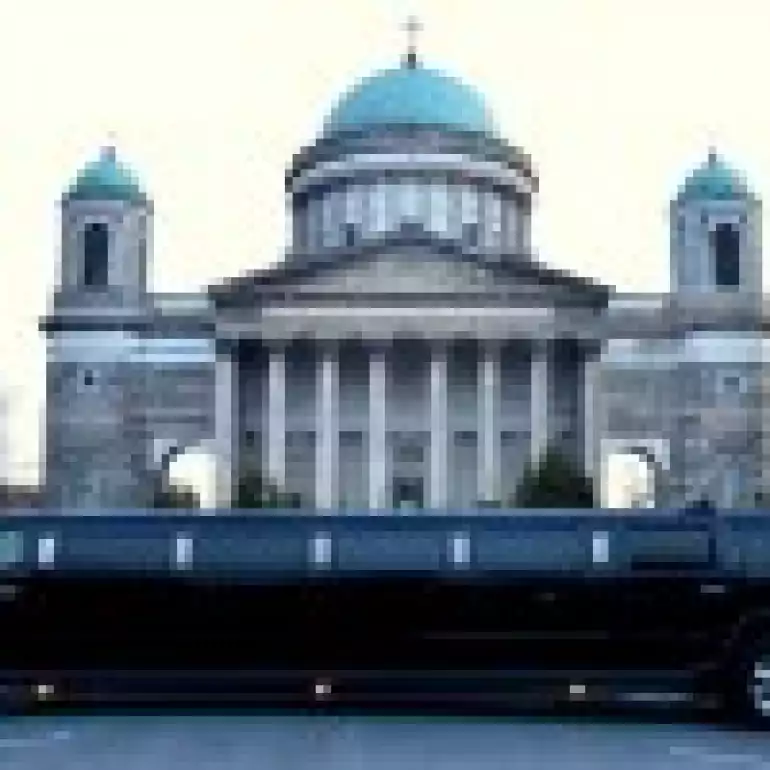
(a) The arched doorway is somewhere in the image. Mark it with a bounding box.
[601,438,668,509]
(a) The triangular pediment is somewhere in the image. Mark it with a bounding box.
[210,230,611,308]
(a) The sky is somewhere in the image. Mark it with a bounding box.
[0,0,765,495]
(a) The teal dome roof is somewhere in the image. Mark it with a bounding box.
[325,59,494,135]
[678,150,753,202]
[64,146,148,204]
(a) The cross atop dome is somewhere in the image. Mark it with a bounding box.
[403,15,422,69]
[102,131,118,162]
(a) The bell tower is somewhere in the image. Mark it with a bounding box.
[43,145,154,509]
[670,148,761,297]
[56,145,152,309]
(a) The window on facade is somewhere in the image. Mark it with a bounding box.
[345,186,364,227]
[442,185,460,239]
[454,431,477,447]
[429,183,450,235]
[507,203,518,250]
[395,444,424,463]
[464,223,480,246]
[77,368,98,393]
[719,373,745,396]
[461,185,479,225]
[340,431,363,448]
[138,234,147,289]
[322,191,342,247]
[485,193,503,248]
[370,183,388,233]
[712,223,740,288]
[416,183,431,225]
[384,182,402,232]
[401,179,420,219]
[342,224,357,247]
[82,222,110,288]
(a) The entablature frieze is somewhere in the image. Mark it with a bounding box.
[215,303,606,346]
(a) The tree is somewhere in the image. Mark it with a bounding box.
[233,470,301,509]
[513,444,596,508]
[152,481,199,509]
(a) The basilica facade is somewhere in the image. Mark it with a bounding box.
[41,46,768,511]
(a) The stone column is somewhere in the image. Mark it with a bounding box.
[582,344,602,497]
[429,340,449,508]
[215,342,237,508]
[266,341,287,490]
[368,343,388,509]
[530,339,550,469]
[478,339,501,503]
[316,341,339,509]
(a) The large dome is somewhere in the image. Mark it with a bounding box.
[325,59,494,135]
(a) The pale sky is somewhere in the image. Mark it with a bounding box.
[0,0,766,492]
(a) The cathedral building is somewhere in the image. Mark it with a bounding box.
[40,40,768,511]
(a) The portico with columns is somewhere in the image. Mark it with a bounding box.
[217,315,601,510]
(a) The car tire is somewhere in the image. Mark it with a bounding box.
[726,636,770,727]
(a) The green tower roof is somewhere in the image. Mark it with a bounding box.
[64,146,148,205]
[678,149,754,202]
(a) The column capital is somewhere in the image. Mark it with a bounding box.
[530,337,551,359]
[582,339,605,362]
[316,338,341,356]
[478,337,503,355]
[215,338,239,358]
[367,340,392,357]
[263,338,289,354]
[429,338,451,356]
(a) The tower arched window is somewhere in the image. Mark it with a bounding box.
[712,223,741,288]
[82,222,110,288]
